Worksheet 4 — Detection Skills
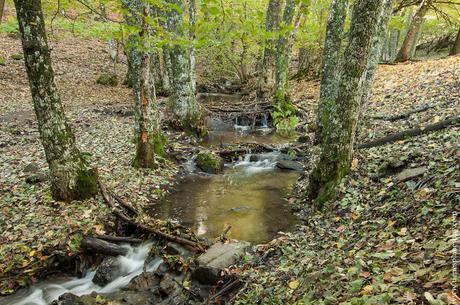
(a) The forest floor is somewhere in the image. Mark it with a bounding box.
[0,33,180,293]
[234,57,460,304]
[1,31,459,304]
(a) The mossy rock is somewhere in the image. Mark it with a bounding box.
[195,151,224,174]
[0,57,5,66]
[96,73,118,87]
[10,53,23,61]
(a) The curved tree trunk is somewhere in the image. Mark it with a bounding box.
[257,0,282,98]
[165,0,205,136]
[0,0,5,24]
[308,0,384,207]
[315,0,348,144]
[274,0,297,106]
[395,0,431,62]
[14,0,98,201]
[123,0,167,168]
[450,28,460,56]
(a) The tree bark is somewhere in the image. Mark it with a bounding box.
[14,0,98,201]
[274,0,297,106]
[165,0,205,136]
[358,116,460,149]
[315,0,348,144]
[81,237,128,256]
[123,0,167,168]
[0,0,5,24]
[189,0,197,93]
[308,0,384,207]
[395,0,431,62]
[257,0,282,97]
[360,0,394,107]
[450,28,460,56]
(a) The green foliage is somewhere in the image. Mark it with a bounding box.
[272,102,299,136]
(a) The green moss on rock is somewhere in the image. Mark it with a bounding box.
[96,73,118,87]
[195,151,224,174]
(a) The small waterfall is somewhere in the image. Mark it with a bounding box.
[261,114,268,128]
[1,243,161,305]
[232,152,280,174]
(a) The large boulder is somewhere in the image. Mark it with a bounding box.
[195,151,224,174]
[92,257,118,286]
[192,241,250,285]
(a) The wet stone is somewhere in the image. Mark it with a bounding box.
[164,242,192,258]
[92,257,118,286]
[127,272,160,291]
[276,160,304,171]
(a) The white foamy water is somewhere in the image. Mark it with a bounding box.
[0,243,161,305]
[232,152,280,174]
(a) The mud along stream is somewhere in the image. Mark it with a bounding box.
[0,114,302,305]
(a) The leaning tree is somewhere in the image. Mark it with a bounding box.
[14,0,98,201]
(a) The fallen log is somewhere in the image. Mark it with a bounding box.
[368,102,445,121]
[95,234,143,244]
[98,180,205,252]
[81,237,128,256]
[358,116,460,149]
[218,143,276,159]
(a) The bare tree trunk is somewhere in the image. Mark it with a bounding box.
[274,0,296,106]
[395,0,431,62]
[124,0,167,168]
[315,0,348,144]
[0,0,6,24]
[450,28,460,56]
[14,0,98,201]
[257,0,282,97]
[165,0,205,136]
[308,0,384,207]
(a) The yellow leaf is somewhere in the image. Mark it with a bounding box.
[29,250,36,257]
[289,280,300,290]
[361,285,373,295]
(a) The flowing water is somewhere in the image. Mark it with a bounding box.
[0,243,161,305]
[151,152,299,243]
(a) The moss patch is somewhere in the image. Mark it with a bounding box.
[10,54,23,60]
[96,73,118,87]
[195,151,224,174]
[0,57,6,66]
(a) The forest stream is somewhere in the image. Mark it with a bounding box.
[0,116,301,305]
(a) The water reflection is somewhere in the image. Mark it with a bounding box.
[150,159,299,243]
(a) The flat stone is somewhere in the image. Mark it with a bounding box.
[276,160,304,171]
[396,167,427,182]
[23,162,39,173]
[193,241,250,284]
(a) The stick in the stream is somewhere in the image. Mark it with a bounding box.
[98,180,205,252]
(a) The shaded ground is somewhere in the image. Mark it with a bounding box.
[0,34,177,293]
[233,56,460,304]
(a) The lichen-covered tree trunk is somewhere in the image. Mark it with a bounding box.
[14,0,98,201]
[274,0,296,106]
[257,0,282,97]
[124,0,166,168]
[165,0,204,136]
[315,0,348,144]
[308,0,384,207]
[360,0,394,107]
[150,50,164,94]
[188,0,197,93]
[395,0,431,62]
[450,28,460,56]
